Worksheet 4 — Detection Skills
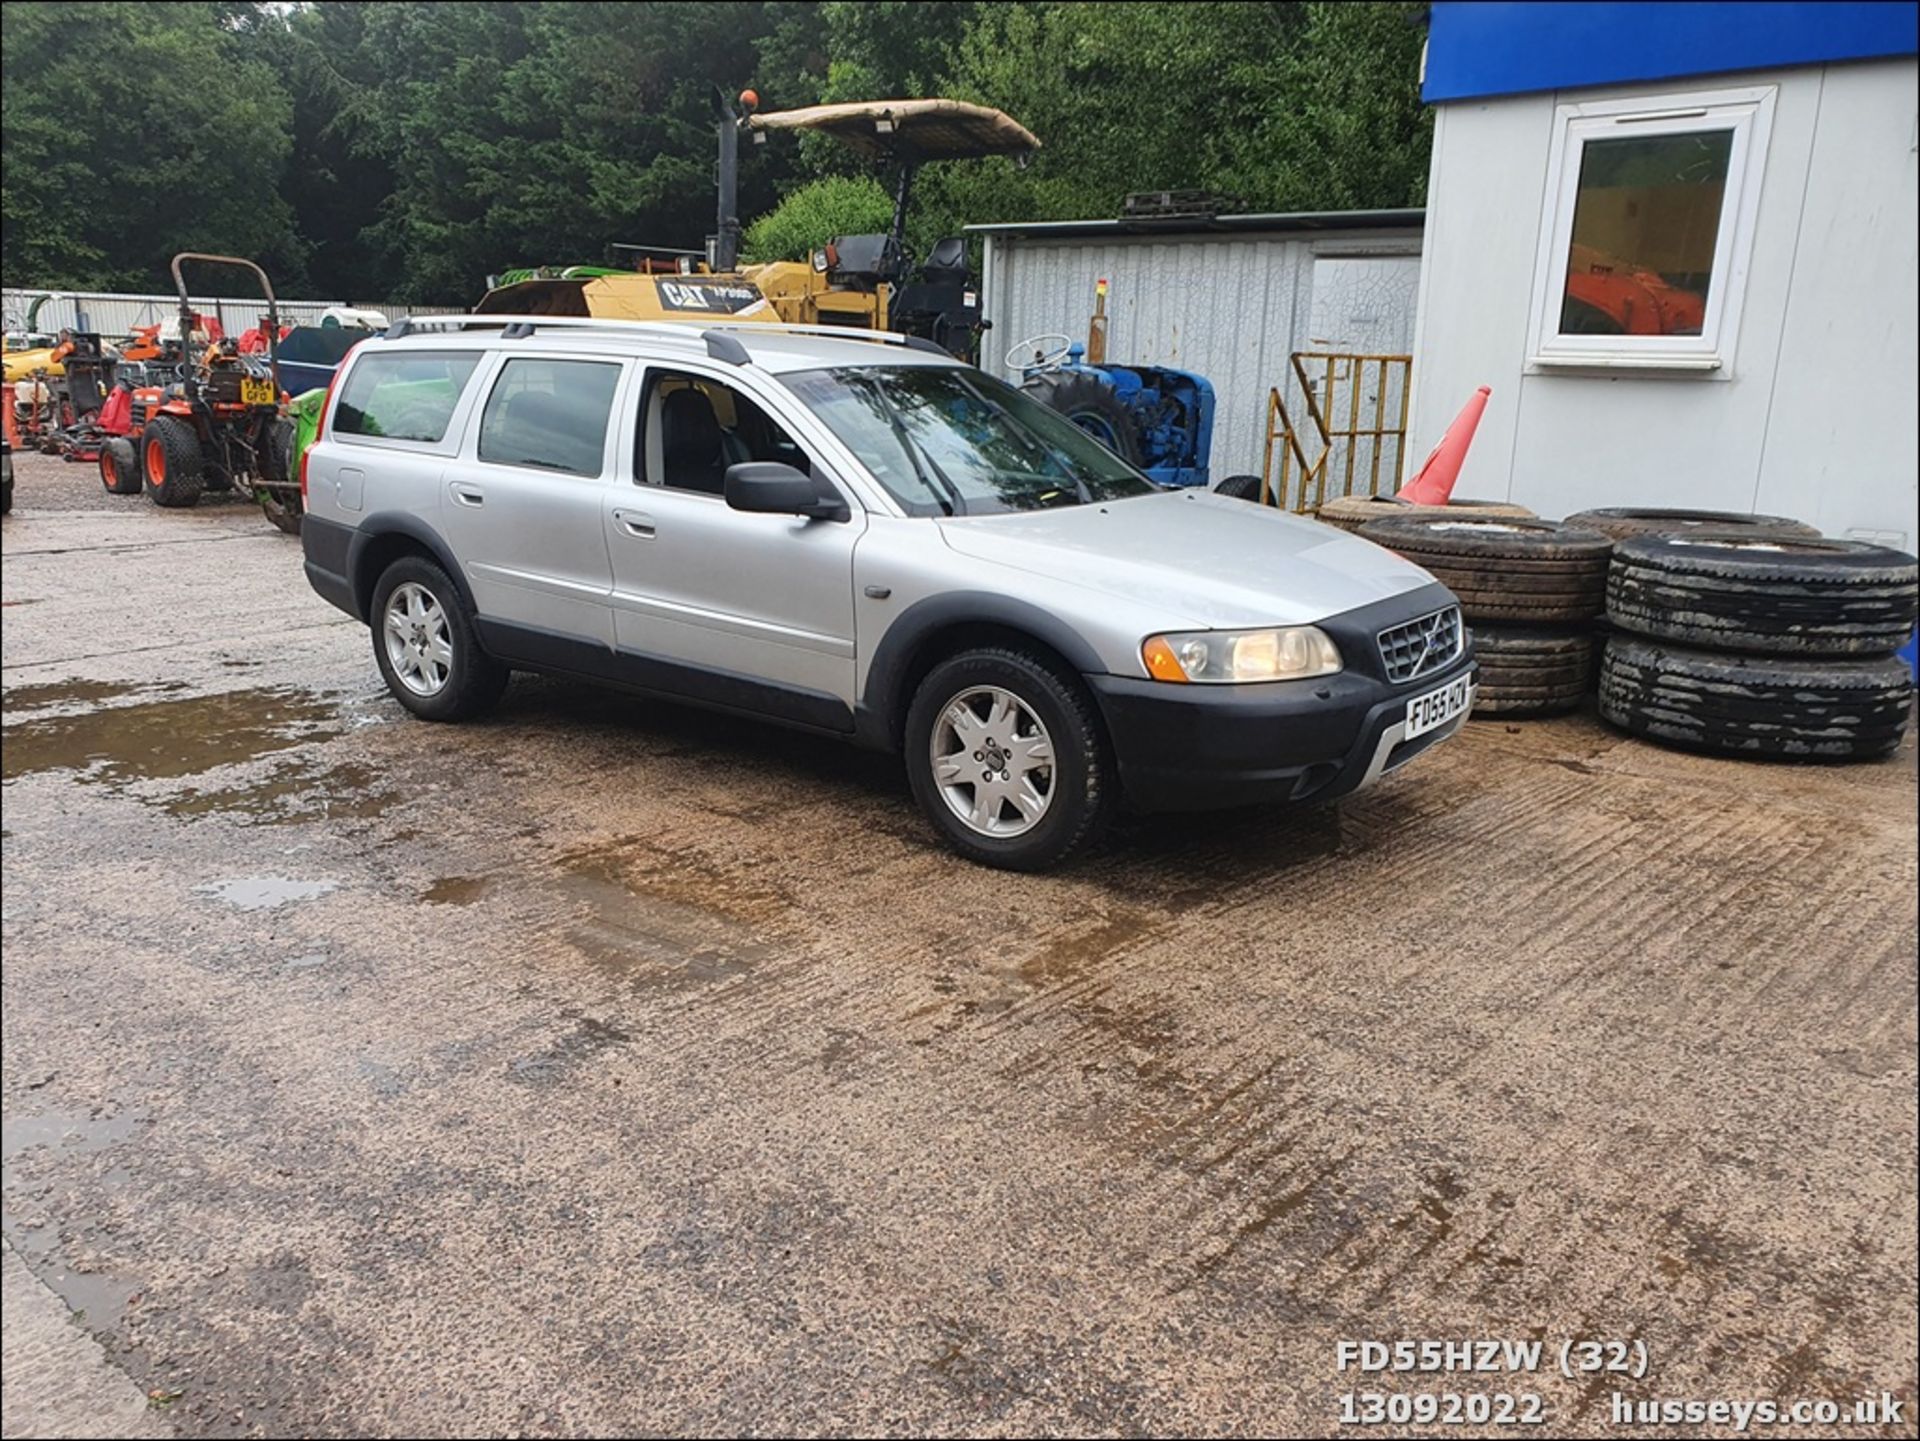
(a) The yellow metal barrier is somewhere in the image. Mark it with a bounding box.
[1259,352,1413,512]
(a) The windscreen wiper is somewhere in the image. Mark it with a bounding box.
[959,375,1094,504]
[868,379,966,516]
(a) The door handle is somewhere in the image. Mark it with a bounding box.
[613,509,656,539]
[450,483,485,508]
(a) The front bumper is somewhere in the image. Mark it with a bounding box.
[1086,584,1476,812]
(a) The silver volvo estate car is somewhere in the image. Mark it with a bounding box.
[300,318,1475,869]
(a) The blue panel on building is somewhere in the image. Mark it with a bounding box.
[1425,1,1919,103]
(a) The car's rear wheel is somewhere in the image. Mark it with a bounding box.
[370,555,508,721]
[905,647,1112,870]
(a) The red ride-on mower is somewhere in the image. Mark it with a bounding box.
[110,254,301,533]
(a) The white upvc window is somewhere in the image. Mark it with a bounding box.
[1527,85,1776,373]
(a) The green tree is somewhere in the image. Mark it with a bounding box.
[1207,1,1432,211]
[315,1,812,302]
[1,2,1433,304]
[741,175,893,262]
[1,1,300,292]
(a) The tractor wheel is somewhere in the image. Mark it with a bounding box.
[141,416,205,508]
[259,420,301,535]
[99,437,141,495]
[1214,474,1266,502]
[260,491,303,537]
[262,417,295,485]
[1020,371,1144,467]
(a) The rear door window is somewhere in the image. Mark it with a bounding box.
[478,357,623,477]
[334,351,480,443]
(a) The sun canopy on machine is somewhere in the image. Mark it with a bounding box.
[747,99,1040,164]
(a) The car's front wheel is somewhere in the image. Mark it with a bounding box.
[369,555,508,721]
[904,647,1112,870]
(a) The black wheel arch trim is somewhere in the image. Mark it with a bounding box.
[856,591,1108,751]
[349,512,478,623]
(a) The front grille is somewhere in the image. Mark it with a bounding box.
[1377,605,1462,683]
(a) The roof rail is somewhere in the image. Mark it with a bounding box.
[379,314,713,342]
[377,313,962,360]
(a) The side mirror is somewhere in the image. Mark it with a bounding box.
[724,462,849,522]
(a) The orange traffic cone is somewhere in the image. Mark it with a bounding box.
[1398,385,1490,506]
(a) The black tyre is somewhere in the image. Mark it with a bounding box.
[99,437,140,495]
[259,420,302,535]
[1318,493,1535,534]
[1358,515,1614,624]
[1214,473,1265,502]
[260,488,303,536]
[140,416,204,508]
[1600,636,1912,761]
[1564,507,1820,543]
[904,647,1113,871]
[369,555,508,722]
[1019,371,1143,467]
[262,417,294,485]
[1471,626,1592,716]
[1607,533,1919,656]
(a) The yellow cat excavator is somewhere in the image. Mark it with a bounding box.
[472,92,1039,357]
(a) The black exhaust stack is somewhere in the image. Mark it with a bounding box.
[711,87,754,273]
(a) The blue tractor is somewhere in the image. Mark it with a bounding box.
[1012,333,1223,489]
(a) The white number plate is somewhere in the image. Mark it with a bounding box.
[1405,675,1472,738]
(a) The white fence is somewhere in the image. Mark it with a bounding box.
[2,288,464,337]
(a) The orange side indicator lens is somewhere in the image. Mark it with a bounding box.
[1141,637,1190,683]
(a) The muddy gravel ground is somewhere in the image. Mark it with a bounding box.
[2,451,1916,1438]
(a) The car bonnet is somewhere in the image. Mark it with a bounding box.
[934,489,1438,630]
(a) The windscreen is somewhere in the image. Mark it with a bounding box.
[779,365,1156,516]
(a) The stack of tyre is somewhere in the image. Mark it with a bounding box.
[1312,492,1535,534]
[1594,529,1918,761]
[1357,514,1614,716]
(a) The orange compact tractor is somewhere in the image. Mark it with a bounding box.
[99,254,298,530]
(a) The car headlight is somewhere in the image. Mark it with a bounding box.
[1141,626,1342,683]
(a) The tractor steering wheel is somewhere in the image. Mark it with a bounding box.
[1006,333,1074,373]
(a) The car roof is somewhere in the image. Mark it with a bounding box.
[361,317,967,376]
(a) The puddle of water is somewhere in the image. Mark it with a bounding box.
[555,843,780,988]
[2,687,342,785]
[162,760,393,825]
[1,1107,143,1162]
[357,1059,409,1097]
[195,876,339,911]
[3,679,184,712]
[1,1107,146,1328]
[421,875,491,906]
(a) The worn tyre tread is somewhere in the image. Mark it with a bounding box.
[1600,637,1912,761]
[1317,494,1535,532]
[1607,533,1919,656]
[1564,507,1820,543]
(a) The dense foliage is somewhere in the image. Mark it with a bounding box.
[1,1,1431,305]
